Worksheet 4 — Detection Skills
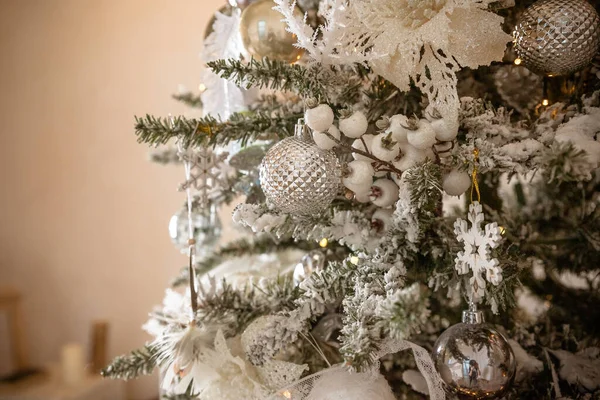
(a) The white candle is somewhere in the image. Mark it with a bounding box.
[61,343,85,386]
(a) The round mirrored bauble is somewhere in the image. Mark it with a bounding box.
[260,135,341,215]
[312,313,343,348]
[432,311,516,399]
[494,65,543,114]
[513,0,600,76]
[293,250,326,285]
[169,206,222,256]
[239,0,305,63]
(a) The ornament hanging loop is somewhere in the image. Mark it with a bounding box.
[463,301,484,324]
[294,118,311,141]
[470,148,481,204]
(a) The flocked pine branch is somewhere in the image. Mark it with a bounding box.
[101,344,158,380]
[196,275,298,334]
[208,58,328,100]
[134,111,301,148]
[172,91,203,109]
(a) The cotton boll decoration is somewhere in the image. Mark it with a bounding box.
[307,368,396,400]
[313,125,340,150]
[442,169,472,196]
[339,111,369,138]
[370,179,399,208]
[407,119,437,150]
[352,134,375,161]
[343,160,375,188]
[371,133,400,162]
[305,104,334,132]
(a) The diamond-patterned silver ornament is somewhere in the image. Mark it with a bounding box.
[259,120,341,215]
[513,0,600,77]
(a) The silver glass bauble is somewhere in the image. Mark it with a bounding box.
[260,121,341,215]
[312,313,343,349]
[432,307,516,399]
[494,65,543,114]
[169,204,222,257]
[293,250,326,285]
[513,0,600,76]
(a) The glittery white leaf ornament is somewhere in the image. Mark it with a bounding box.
[453,201,503,302]
[201,8,248,119]
[158,327,307,399]
[274,0,511,118]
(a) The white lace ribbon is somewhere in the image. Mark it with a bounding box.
[266,339,445,400]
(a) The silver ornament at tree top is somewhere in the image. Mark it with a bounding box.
[513,0,600,76]
[169,204,222,257]
[432,305,516,399]
[260,120,341,215]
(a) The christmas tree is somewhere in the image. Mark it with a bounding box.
[102,0,600,399]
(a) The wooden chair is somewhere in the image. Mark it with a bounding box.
[0,287,28,377]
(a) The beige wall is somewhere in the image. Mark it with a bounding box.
[0,1,224,398]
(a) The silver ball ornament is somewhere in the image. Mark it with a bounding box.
[293,250,326,285]
[260,121,341,215]
[432,308,516,399]
[169,205,222,257]
[513,0,600,76]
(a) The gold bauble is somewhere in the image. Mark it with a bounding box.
[240,0,304,63]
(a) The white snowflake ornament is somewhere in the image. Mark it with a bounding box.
[178,147,229,208]
[453,202,503,302]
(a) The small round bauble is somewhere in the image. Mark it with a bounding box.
[513,0,600,76]
[494,65,543,114]
[260,124,341,215]
[169,206,222,256]
[307,368,396,400]
[293,250,326,285]
[305,104,335,132]
[339,111,369,138]
[443,169,471,197]
[432,309,516,399]
[240,0,305,63]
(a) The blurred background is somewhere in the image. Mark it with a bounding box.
[0,0,227,398]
